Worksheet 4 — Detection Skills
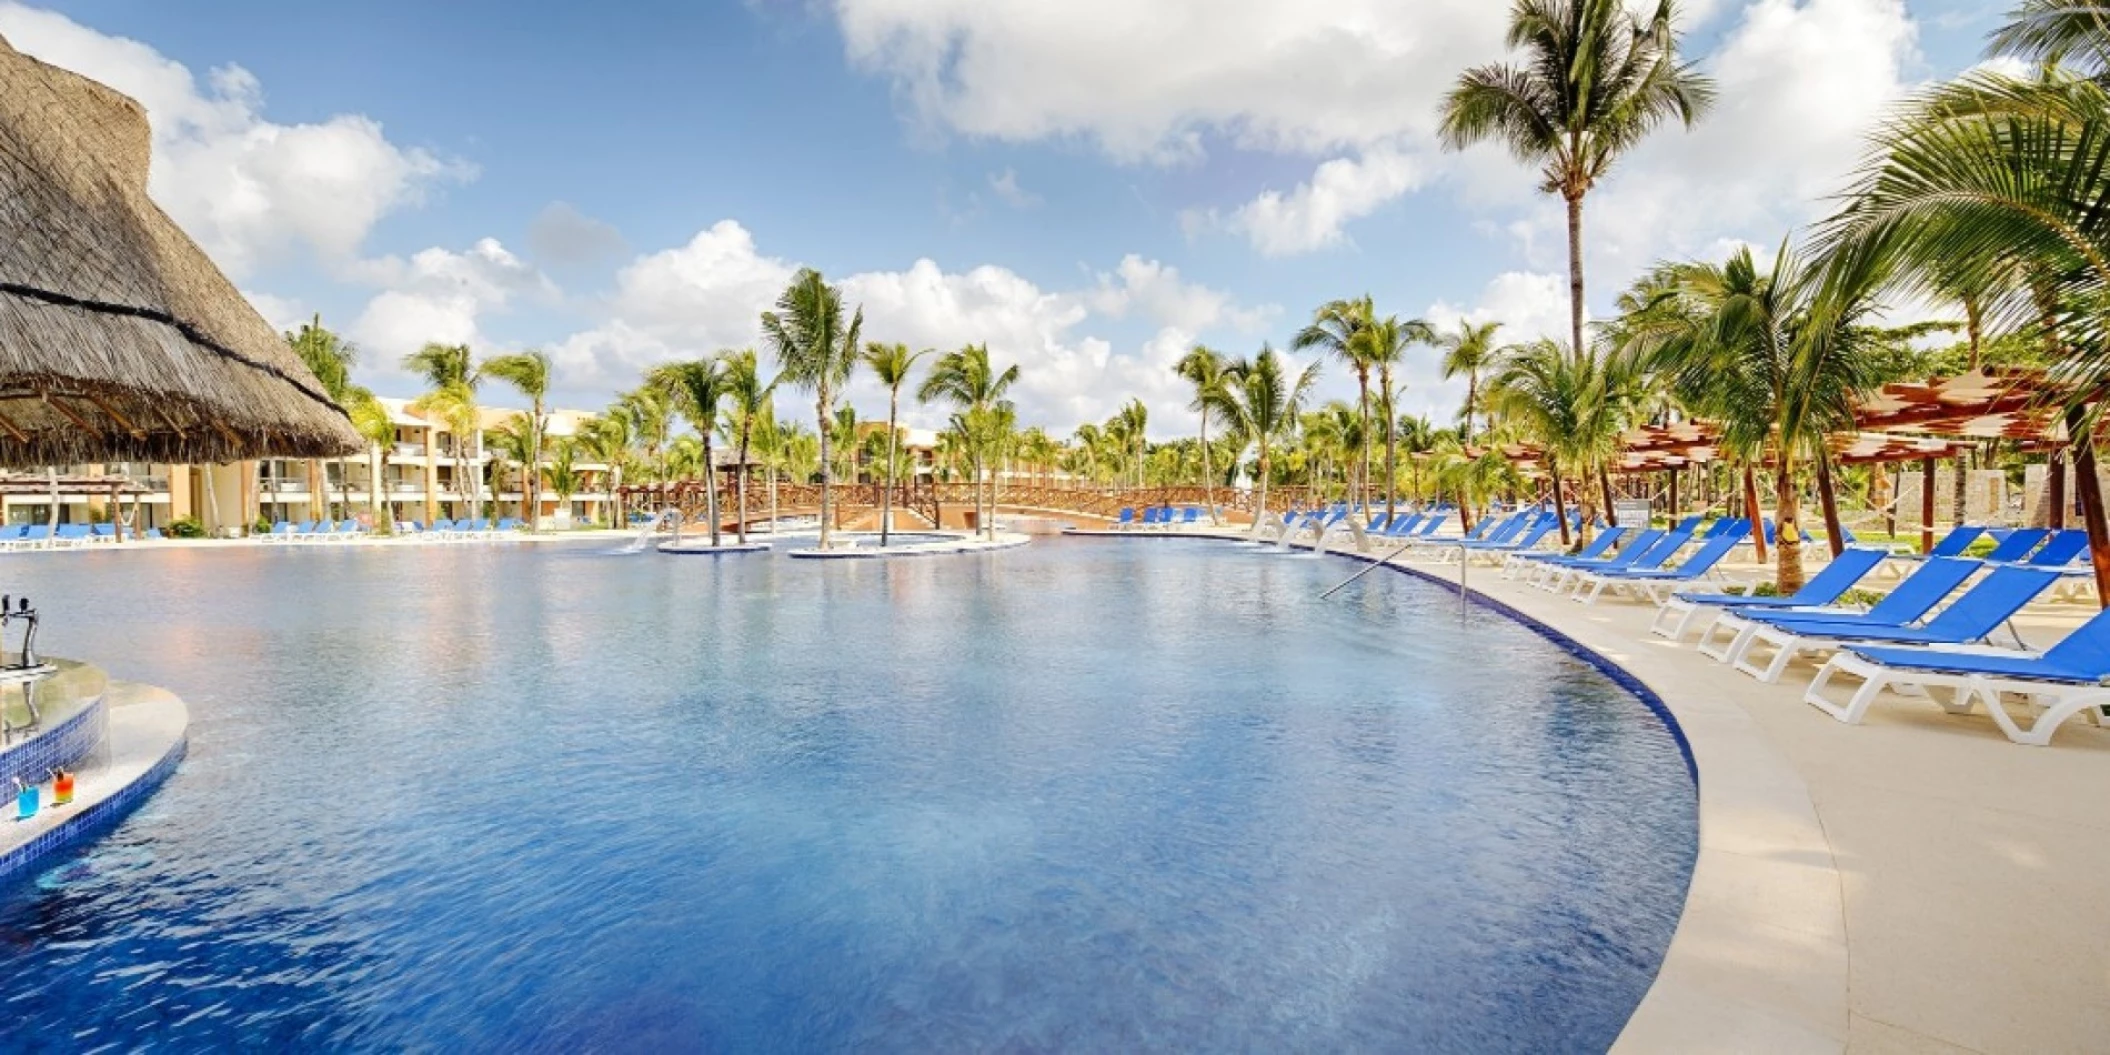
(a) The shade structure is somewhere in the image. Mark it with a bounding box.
[0,34,361,466]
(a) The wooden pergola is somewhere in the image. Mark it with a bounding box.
[0,472,151,541]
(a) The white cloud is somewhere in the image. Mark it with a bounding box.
[832,0,1506,162]
[548,220,798,387]
[1203,147,1426,256]
[1406,271,1572,424]
[0,2,470,278]
[987,167,1041,207]
[1085,255,1275,333]
[349,239,553,374]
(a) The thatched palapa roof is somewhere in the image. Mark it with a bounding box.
[0,33,361,466]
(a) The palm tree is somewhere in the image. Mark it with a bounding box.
[1114,399,1149,490]
[719,348,777,545]
[1486,338,1628,548]
[1436,320,1504,441]
[404,342,483,522]
[1817,63,2110,599]
[1440,0,1714,362]
[347,391,397,528]
[1362,314,1436,520]
[579,411,632,525]
[1221,345,1321,535]
[1396,412,1442,500]
[1634,243,1889,590]
[545,438,583,523]
[918,343,1020,539]
[1988,1,2110,76]
[1175,344,1237,523]
[863,342,933,545]
[615,386,672,484]
[1291,296,1377,506]
[288,315,360,520]
[651,358,735,547]
[484,416,536,520]
[762,269,864,548]
[482,350,552,530]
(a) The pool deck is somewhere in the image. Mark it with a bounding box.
[1152,527,2110,1054]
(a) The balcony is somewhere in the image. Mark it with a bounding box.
[394,442,427,458]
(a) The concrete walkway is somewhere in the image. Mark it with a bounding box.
[1190,529,2110,1054]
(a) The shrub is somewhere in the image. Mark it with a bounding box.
[253,516,272,536]
[165,516,205,539]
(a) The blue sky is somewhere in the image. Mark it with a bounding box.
[1,0,2010,433]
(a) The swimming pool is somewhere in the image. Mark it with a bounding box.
[0,537,1696,1051]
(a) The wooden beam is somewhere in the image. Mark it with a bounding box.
[84,394,146,439]
[1921,457,1937,554]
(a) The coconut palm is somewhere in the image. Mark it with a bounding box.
[1361,314,1436,520]
[579,412,632,525]
[484,416,535,520]
[347,391,397,527]
[651,358,735,547]
[863,342,933,545]
[1816,66,2110,598]
[918,343,1020,539]
[1175,344,1237,523]
[1291,296,1377,505]
[1221,345,1321,535]
[1485,338,1630,548]
[1436,320,1504,441]
[616,386,672,483]
[288,315,361,520]
[1114,399,1149,490]
[482,350,551,530]
[404,342,484,522]
[762,269,864,548]
[1988,0,2110,77]
[1634,242,1890,590]
[1440,0,1714,362]
[719,348,777,545]
[545,438,583,523]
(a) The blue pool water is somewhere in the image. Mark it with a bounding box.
[0,537,1696,1051]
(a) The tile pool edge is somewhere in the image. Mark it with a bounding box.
[1084,530,1850,1052]
[0,682,188,886]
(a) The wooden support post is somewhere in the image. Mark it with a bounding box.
[1920,457,1937,555]
[2050,449,2068,530]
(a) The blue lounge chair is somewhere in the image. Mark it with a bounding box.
[1542,531,1686,593]
[1697,556,1983,664]
[1502,525,1627,579]
[1729,566,2059,683]
[1889,525,1987,565]
[1806,605,2110,744]
[1979,528,2051,564]
[1572,534,1743,605]
[1459,517,1561,565]
[90,523,115,542]
[1381,513,1425,539]
[1651,546,1888,641]
[1112,507,1136,529]
[1995,528,2087,569]
[1529,528,1666,589]
[54,524,91,547]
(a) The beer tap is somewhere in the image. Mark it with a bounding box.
[0,594,40,670]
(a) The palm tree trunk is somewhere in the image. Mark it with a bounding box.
[704,436,721,547]
[1952,450,1970,528]
[1815,448,1845,559]
[1382,374,1398,523]
[816,387,833,548]
[1549,466,1570,549]
[1775,463,1806,594]
[1598,464,1618,528]
[1356,372,1372,512]
[2066,405,2110,608]
[736,425,752,545]
[1565,192,1586,361]
[1743,461,1768,563]
[882,391,899,546]
[1199,410,1216,525]
[1465,374,1478,443]
[1253,446,1271,537]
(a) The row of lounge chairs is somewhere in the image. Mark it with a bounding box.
[259,517,527,543]
[0,523,162,549]
[1599,524,2110,746]
[1113,506,1205,530]
[395,517,525,542]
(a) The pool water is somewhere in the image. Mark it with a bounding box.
[0,537,1696,1051]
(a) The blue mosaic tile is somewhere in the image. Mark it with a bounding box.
[0,734,186,883]
[0,694,106,796]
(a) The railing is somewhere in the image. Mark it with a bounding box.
[616,477,1346,528]
[394,443,427,457]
